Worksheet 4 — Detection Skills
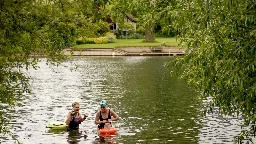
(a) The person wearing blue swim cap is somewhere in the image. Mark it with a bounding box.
[94,100,119,129]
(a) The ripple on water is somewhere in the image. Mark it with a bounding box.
[2,57,255,144]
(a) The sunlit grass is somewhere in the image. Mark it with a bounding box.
[74,37,179,49]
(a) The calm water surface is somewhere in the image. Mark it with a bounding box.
[2,56,247,144]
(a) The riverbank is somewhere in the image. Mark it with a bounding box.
[63,46,185,56]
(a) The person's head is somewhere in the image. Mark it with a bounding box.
[72,102,80,112]
[100,100,107,112]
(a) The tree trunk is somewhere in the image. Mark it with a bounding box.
[144,23,155,42]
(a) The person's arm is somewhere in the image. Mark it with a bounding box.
[79,113,88,122]
[110,110,119,121]
[65,112,72,125]
[94,111,104,125]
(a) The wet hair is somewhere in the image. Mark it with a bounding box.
[72,102,79,107]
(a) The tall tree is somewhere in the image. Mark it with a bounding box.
[0,0,92,139]
[110,0,171,41]
[164,0,256,142]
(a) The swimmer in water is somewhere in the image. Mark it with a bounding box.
[65,102,88,131]
[94,100,119,129]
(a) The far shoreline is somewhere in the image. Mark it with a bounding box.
[63,46,185,56]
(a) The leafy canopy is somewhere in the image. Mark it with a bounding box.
[165,0,256,142]
[0,0,96,138]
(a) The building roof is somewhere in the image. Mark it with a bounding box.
[125,13,137,23]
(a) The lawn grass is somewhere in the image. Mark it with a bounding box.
[74,37,179,49]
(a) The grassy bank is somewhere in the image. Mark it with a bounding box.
[74,37,179,49]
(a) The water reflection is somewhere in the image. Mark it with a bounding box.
[95,137,118,144]
[0,56,250,144]
[66,130,87,144]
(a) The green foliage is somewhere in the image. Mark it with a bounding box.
[43,22,77,48]
[166,0,256,142]
[76,19,99,38]
[119,22,135,31]
[87,37,109,44]
[118,33,144,39]
[118,22,136,38]
[89,0,111,22]
[76,37,94,44]
[77,20,110,38]
[0,0,96,140]
[76,31,116,45]
[133,33,144,39]
[105,32,117,43]
[110,0,175,40]
[136,26,145,35]
[76,37,109,44]
[155,25,177,37]
[96,20,110,36]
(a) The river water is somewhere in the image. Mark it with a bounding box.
[1,56,248,144]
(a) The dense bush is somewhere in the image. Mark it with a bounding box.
[76,37,85,45]
[96,20,110,36]
[90,37,108,44]
[119,22,135,30]
[76,37,108,44]
[76,20,110,39]
[76,22,99,38]
[117,33,144,39]
[105,32,117,43]
[118,22,135,36]
[136,26,145,35]
[133,33,144,39]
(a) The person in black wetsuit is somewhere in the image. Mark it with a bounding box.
[65,102,88,131]
[94,100,119,129]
